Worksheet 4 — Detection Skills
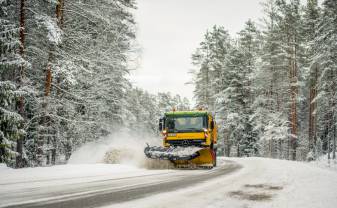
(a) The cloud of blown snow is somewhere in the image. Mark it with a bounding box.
[68,131,161,167]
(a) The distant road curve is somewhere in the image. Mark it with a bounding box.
[4,160,241,208]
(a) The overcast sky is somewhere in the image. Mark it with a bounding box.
[129,0,265,103]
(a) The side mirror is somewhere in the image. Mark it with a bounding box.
[159,118,163,131]
[167,120,175,129]
[210,120,214,130]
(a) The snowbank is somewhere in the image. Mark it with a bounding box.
[112,157,337,208]
[0,163,10,171]
[309,154,337,172]
[0,164,143,186]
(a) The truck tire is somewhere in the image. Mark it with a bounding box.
[213,149,217,167]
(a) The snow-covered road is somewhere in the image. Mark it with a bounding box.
[0,159,240,208]
[1,157,337,208]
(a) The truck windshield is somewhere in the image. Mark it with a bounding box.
[166,116,207,133]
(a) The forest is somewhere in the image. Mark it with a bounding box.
[0,0,336,168]
[0,0,189,168]
[191,0,337,161]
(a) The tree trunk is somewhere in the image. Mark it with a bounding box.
[333,123,336,159]
[309,87,314,149]
[269,140,272,158]
[309,63,319,153]
[313,64,318,144]
[328,133,331,160]
[16,0,26,168]
[332,66,336,160]
[288,29,298,161]
[42,0,65,165]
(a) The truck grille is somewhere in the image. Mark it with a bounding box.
[167,139,206,147]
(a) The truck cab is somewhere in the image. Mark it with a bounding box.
[159,111,217,149]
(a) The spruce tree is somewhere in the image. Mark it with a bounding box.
[314,0,337,158]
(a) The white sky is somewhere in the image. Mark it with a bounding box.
[129,0,265,103]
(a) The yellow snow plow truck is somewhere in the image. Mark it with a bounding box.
[144,110,217,168]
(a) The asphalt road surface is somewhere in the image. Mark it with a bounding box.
[1,161,241,208]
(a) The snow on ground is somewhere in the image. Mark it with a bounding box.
[0,132,170,195]
[0,163,174,198]
[0,163,174,208]
[0,163,160,186]
[110,157,337,208]
[309,154,337,172]
[0,163,10,170]
[1,133,337,208]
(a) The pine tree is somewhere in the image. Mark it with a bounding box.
[0,0,29,167]
[250,0,291,159]
[314,0,337,159]
[1,0,139,167]
[302,0,321,154]
[0,82,26,167]
[236,20,261,156]
[192,26,231,111]
[222,47,250,157]
[275,0,306,160]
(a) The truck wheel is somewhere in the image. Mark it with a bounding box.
[213,148,217,167]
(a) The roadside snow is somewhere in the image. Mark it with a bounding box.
[111,157,337,208]
[0,131,161,188]
[0,164,140,184]
[0,163,9,170]
[309,154,337,172]
[0,131,172,207]
[0,163,171,194]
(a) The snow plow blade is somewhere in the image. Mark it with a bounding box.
[144,145,216,168]
[144,145,202,161]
